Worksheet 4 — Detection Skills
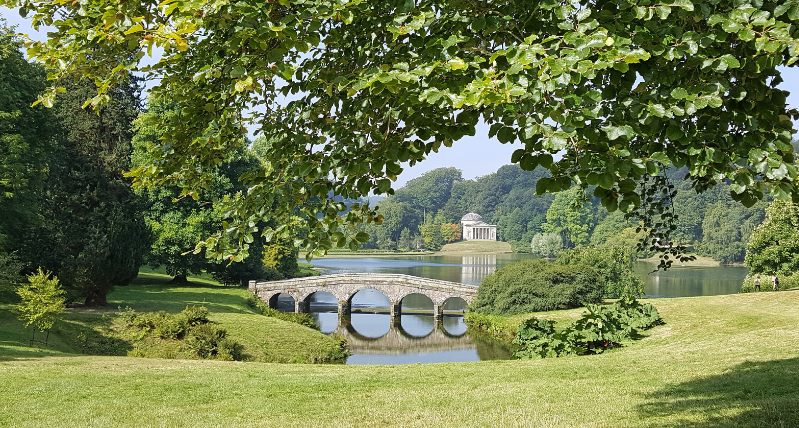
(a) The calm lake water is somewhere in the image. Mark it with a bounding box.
[281,254,749,364]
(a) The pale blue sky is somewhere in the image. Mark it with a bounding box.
[3,7,798,188]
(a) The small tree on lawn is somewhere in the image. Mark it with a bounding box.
[15,268,66,345]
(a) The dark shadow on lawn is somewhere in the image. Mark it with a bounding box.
[637,357,799,427]
[0,343,72,361]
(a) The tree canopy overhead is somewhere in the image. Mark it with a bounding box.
[8,0,799,261]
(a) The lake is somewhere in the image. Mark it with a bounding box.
[281,254,749,364]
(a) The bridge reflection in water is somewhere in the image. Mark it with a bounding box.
[275,292,513,364]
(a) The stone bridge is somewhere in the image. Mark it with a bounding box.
[248,273,477,318]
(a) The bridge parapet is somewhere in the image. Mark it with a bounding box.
[249,273,478,315]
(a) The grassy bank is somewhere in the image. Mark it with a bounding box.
[300,250,434,258]
[440,240,513,253]
[2,291,798,426]
[0,271,346,364]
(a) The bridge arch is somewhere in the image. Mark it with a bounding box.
[249,273,477,318]
[400,293,434,312]
[442,297,468,315]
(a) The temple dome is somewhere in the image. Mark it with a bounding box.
[461,213,483,222]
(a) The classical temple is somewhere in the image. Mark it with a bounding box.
[460,213,497,241]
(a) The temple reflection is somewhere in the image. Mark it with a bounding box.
[461,254,496,284]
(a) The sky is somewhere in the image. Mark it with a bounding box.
[3,7,798,189]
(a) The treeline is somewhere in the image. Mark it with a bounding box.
[360,163,770,263]
[0,28,298,306]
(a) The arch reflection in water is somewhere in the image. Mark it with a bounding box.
[348,313,391,338]
[272,293,296,312]
[350,288,390,313]
[398,314,435,338]
[442,297,467,315]
[306,291,339,334]
[400,293,434,315]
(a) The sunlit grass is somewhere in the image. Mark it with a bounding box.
[0,271,345,364]
[1,284,798,426]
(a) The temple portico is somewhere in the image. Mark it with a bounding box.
[460,213,497,241]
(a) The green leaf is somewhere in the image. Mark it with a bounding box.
[649,152,671,166]
[498,127,516,144]
[598,172,615,190]
[719,54,741,69]
[602,125,634,141]
[670,87,689,99]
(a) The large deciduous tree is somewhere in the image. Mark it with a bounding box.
[744,200,799,276]
[0,22,55,273]
[10,0,799,265]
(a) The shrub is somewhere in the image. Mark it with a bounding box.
[186,323,227,359]
[557,245,644,298]
[463,312,518,339]
[512,318,574,359]
[740,273,799,293]
[181,305,209,326]
[116,306,245,361]
[216,338,245,361]
[15,269,66,342]
[473,259,604,315]
[614,296,664,331]
[512,298,663,359]
[153,311,188,339]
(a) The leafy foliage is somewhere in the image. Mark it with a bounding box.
[513,298,663,359]
[512,317,574,359]
[0,23,56,254]
[529,232,563,258]
[557,245,645,298]
[16,0,799,264]
[118,305,243,360]
[14,268,65,332]
[22,77,148,306]
[744,201,799,276]
[695,200,766,264]
[261,239,299,278]
[542,186,597,247]
[472,259,604,315]
[740,272,799,293]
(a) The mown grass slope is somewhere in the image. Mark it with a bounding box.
[0,271,345,364]
[1,290,798,427]
[440,240,513,253]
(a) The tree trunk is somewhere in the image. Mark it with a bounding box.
[84,291,108,306]
[169,275,188,284]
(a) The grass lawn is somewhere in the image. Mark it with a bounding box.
[2,285,798,426]
[0,271,345,364]
[440,240,513,253]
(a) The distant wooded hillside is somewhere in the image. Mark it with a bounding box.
[356,164,770,264]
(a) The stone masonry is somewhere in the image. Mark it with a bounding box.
[249,273,478,318]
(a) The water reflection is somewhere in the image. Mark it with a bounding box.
[307,306,498,364]
[307,255,749,298]
[461,255,497,284]
[307,253,531,286]
[634,262,748,297]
